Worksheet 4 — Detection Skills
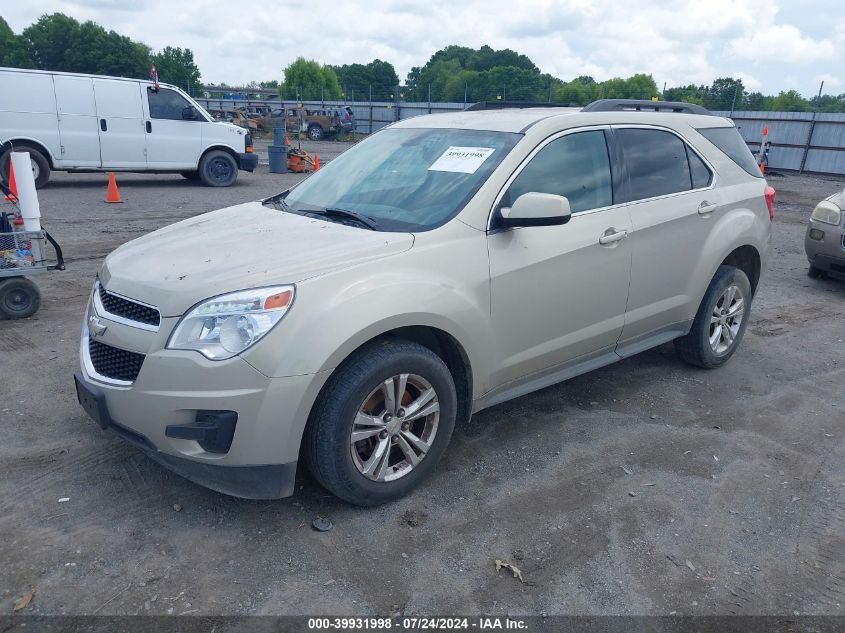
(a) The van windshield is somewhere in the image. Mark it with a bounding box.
[281,128,521,231]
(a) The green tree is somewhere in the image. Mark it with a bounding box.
[703,77,744,111]
[767,90,810,112]
[20,13,150,78]
[281,57,341,100]
[152,46,201,94]
[0,17,35,67]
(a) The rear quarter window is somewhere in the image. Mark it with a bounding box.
[696,126,763,178]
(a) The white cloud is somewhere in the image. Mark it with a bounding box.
[3,0,843,97]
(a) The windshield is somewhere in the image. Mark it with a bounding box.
[282,127,521,231]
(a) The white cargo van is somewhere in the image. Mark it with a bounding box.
[0,67,258,187]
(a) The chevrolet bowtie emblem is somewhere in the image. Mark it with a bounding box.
[88,314,107,338]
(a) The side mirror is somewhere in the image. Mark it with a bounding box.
[499,192,572,228]
[182,106,198,120]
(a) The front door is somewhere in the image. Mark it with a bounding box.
[143,87,203,169]
[487,129,632,387]
[93,79,147,168]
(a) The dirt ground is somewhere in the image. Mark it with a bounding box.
[1,147,843,617]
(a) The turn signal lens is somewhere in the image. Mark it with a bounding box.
[264,289,293,310]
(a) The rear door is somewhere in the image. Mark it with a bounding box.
[143,87,203,169]
[93,79,147,168]
[53,75,101,168]
[613,126,716,354]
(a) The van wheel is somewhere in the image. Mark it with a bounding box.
[304,339,457,506]
[0,146,51,189]
[180,171,200,181]
[198,150,238,187]
[674,266,752,369]
[0,277,41,319]
[307,124,324,141]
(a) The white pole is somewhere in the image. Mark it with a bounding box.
[10,152,41,231]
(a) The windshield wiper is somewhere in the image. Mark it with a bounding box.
[308,207,379,230]
[263,191,290,211]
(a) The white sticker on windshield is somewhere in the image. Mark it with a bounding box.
[428,146,495,174]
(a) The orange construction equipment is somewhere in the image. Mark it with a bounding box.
[3,161,18,202]
[313,153,320,172]
[104,172,123,203]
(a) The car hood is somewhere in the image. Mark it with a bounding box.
[99,202,414,317]
[825,189,845,209]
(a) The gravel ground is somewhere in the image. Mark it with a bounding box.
[0,148,843,617]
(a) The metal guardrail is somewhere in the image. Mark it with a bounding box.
[195,98,845,177]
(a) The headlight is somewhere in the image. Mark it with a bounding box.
[167,285,295,360]
[811,200,842,226]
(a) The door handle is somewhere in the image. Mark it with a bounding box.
[100,118,107,132]
[599,228,628,245]
[698,200,718,215]
[146,121,152,133]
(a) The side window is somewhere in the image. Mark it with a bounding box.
[147,88,192,120]
[505,130,613,213]
[618,129,691,201]
[687,146,712,188]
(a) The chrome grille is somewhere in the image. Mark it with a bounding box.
[97,283,160,327]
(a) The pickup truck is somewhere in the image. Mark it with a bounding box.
[258,106,355,139]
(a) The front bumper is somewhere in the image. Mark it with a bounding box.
[75,373,296,499]
[805,222,845,278]
[238,152,259,172]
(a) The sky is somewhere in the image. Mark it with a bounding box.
[3,0,844,97]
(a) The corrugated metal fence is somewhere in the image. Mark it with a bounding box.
[197,98,845,177]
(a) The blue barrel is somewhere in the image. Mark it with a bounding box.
[268,145,286,173]
[273,127,287,146]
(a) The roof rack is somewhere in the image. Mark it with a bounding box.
[464,101,575,111]
[582,99,713,116]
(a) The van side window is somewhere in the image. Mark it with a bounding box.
[618,129,692,201]
[147,88,192,120]
[504,130,613,213]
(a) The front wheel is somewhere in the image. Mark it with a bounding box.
[674,266,752,369]
[304,339,457,506]
[198,150,238,187]
[0,277,41,319]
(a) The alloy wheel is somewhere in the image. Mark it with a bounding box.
[709,283,745,354]
[350,373,440,482]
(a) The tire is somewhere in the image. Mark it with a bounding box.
[0,277,41,319]
[304,339,457,506]
[180,171,201,181]
[674,265,752,369]
[0,146,51,189]
[808,265,826,279]
[307,124,324,141]
[198,150,238,187]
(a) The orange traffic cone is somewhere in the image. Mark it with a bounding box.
[285,134,290,145]
[312,153,319,172]
[104,172,123,203]
[3,161,18,202]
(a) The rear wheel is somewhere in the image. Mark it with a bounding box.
[307,124,324,141]
[0,277,41,319]
[0,146,51,189]
[674,266,752,369]
[198,150,238,187]
[304,339,457,506]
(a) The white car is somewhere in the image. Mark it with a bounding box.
[0,67,258,187]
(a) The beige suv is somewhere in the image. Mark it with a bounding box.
[74,99,774,505]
